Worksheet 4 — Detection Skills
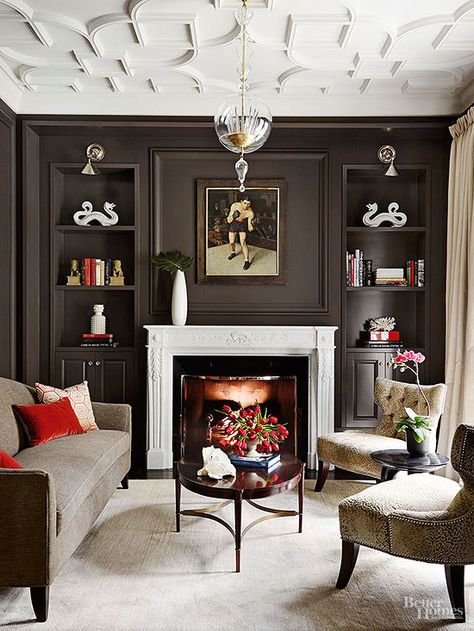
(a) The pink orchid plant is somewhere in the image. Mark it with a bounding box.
[391,350,431,443]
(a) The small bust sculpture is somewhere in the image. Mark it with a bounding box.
[66,259,81,286]
[109,259,124,286]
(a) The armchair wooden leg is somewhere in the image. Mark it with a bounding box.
[314,460,330,492]
[30,586,49,622]
[336,540,360,589]
[121,474,129,489]
[445,565,466,622]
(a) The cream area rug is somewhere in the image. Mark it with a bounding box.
[0,479,472,631]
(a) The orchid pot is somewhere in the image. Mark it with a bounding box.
[405,425,431,457]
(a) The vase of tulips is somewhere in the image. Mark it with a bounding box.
[391,350,431,456]
[212,402,289,458]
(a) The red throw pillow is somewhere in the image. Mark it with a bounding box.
[0,450,22,469]
[13,397,84,447]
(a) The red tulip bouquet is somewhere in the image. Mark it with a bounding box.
[212,402,289,457]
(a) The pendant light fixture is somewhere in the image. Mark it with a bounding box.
[214,0,272,192]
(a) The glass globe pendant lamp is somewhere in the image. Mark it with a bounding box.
[214,0,272,192]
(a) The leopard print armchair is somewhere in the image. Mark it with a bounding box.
[336,423,474,623]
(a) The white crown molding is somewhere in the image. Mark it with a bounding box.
[460,77,474,110]
[0,60,22,110]
[15,90,463,116]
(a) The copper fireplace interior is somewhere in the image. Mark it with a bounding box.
[174,356,308,463]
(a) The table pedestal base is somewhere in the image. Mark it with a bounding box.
[175,473,304,572]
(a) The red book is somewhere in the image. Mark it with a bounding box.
[84,258,90,286]
[82,333,113,339]
[411,260,415,287]
[90,258,96,286]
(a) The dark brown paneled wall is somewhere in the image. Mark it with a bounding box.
[17,117,451,464]
[0,99,16,379]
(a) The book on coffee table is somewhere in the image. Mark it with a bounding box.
[229,452,281,469]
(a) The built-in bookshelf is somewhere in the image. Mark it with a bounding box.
[49,163,139,402]
[342,165,430,428]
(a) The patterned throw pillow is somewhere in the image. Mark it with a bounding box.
[35,381,98,432]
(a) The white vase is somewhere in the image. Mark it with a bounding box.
[91,304,106,334]
[245,439,261,458]
[171,270,187,326]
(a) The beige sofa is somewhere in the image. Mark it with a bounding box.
[0,377,131,621]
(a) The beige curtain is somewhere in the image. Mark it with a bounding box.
[439,106,474,478]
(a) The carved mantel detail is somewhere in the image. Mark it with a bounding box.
[318,348,335,383]
[147,346,163,382]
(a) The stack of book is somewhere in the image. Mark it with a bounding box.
[374,267,407,286]
[364,330,402,349]
[229,452,281,470]
[345,250,372,286]
[81,333,118,348]
[406,259,424,287]
[78,259,115,286]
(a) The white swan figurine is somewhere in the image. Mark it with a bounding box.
[362,202,407,227]
[73,201,119,226]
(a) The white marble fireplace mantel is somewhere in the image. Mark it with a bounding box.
[144,325,337,469]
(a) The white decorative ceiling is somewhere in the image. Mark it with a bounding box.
[0,0,473,116]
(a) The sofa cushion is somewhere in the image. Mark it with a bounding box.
[13,398,84,447]
[15,429,130,533]
[0,377,36,456]
[35,381,98,432]
[0,449,22,469]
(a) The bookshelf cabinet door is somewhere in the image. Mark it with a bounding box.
[54,352,94,390]
[93,352,135,403]
[344,352,387,428]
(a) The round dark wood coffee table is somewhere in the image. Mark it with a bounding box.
[371,449,449,482]
[176,453,305,572]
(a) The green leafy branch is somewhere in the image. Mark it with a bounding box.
[150,250,193,273]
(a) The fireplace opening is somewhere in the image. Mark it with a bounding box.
[181,376,297,462]
[173,356,308,463]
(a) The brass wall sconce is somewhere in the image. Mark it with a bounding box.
[81,143,105,175]
[377,145,399,177]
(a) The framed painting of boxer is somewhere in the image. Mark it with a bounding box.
[196,179,287,284]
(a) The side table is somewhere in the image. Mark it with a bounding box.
[371,449,449,482]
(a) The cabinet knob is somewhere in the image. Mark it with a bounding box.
[87,361,93,366]
[95,360,101,366]
[378,361,384,366]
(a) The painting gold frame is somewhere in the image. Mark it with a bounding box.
[197,179,287,285]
